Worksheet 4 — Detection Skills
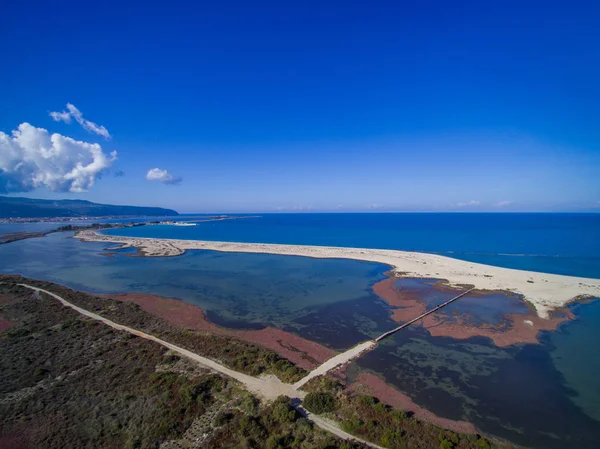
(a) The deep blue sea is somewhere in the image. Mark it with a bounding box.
[105,213,600,278]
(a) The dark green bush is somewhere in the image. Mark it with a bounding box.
[476,438,491,449]
[439,438,455,449]
[266,433,294,449]
[213,410,234,427]
[271,396,300,423]
[303,392,336,414]
[238,415,267,440]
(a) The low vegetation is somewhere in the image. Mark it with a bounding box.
[0,283,226,448]
[0,282,365,448]
[300,376,511,449]
[206,395,368,448]
[303,392,336,414]
[0,276,307,383]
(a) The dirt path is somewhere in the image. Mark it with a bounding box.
[305,411,386,449]
[16,283,380,449]
[294,340,376,388]
[18,283,300,401]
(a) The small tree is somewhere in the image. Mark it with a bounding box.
[476,438,491,449]
[271,396,299,423]
[303,392,335,414]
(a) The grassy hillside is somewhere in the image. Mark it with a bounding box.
[0,196,178,218]
[0,281,364,449]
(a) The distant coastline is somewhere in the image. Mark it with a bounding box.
[76,230,600,319]
[0,215,259,244]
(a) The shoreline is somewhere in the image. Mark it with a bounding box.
[108,292,336,370]
[102,288,481,435]
[343,371,478,435]
[77,230,600,319]
[373,278,572,347]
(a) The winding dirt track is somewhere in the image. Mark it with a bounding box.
[294,341,376,388]
[16,283,382,448]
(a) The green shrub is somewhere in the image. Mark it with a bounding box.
[439,438,454,449]
[239,393,259,414]
[476,438,491,449]
[303,392,335,414]
[238,415,267,440]
[341,419,362,433]
[380,428,403,448]
[163,354,180,364]
[391,409,409,421]
[357,395,379,407]
[266,433,294,449]
[271,396,299,423]
[213,410,233,427]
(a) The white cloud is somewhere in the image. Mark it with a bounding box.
[274,204,312,211]
[497,200,513,207]
[146,168,182,185]
[49,110,71,123]
[49,103,111,139]
[291,204,312,211]
[369,203,384,209]
[0,122,116,193]
[456,200,480,208]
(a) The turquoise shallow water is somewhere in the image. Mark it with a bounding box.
[0,231,599,448]
[0,233,388,329]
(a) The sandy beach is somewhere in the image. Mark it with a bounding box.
[77,230,600,319]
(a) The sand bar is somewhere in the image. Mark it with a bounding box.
[76,230,600,319]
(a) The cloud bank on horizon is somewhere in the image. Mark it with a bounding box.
[146,168,182,185]
[456,200,481,208]
[50,103,111,139]
[0,122,117,193]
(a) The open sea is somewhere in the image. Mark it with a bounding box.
[1,213,599,448]
[105,213,600,278]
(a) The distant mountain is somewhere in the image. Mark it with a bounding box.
[0,196,179,218]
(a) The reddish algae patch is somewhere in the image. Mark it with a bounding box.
[109,292,336,370]
[373,277,571,347]
[346,372,477,434]
[0,316,15,333]
[0,295,15,333]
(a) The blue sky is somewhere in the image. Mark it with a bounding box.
[1,0,599,213]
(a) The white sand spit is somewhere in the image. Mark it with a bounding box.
[77,231,600,319]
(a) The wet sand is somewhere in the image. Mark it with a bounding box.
[0,231,48,244]
[373,278,571,347]
[76,230,600,319]
[109,292,336,370]
[343,371,477,434]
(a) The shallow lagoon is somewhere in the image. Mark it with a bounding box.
[0,233,599,448]
[354,322,600,449]
[394,278,531,326]
[0,233,389,332]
